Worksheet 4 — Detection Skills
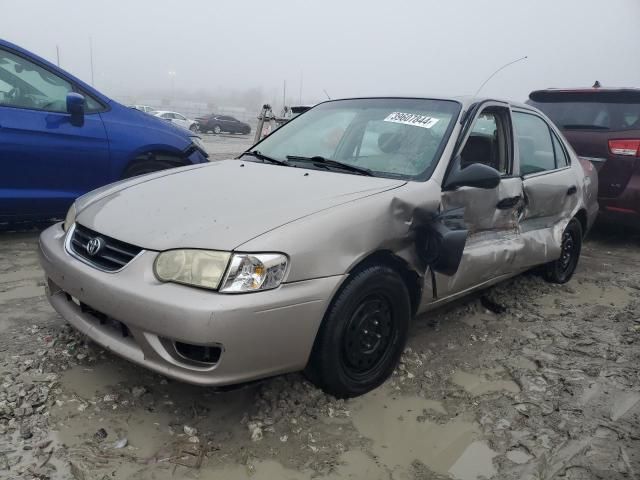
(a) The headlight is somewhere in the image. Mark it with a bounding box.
[220,253,288,293]
[191,136,206,152]
[63,203,76,232]
[153,250,288,292]
[154,250,231,290]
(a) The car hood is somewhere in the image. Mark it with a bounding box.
[76,160,406,251]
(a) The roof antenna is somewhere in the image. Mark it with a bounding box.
[593,80,601,88]
[323,89,331,100]
[474,55,528,97]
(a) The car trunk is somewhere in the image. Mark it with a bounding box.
[528,89,640,198]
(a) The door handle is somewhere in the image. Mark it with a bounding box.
[496,196,522,210]
[567,186,577,196]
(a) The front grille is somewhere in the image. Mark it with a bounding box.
[69,224,143,272]
[79,301,132,338]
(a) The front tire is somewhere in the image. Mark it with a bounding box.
[544,218,582,284]
[213,125,222,134]
[189,124,199,133]
[122,159,180,179]
[306,266,411,398]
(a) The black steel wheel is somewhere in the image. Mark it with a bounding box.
[305,265,411,398]
[343,294,395,378]
[544,218,582,284]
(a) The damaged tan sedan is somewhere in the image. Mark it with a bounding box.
[39,97,598,397]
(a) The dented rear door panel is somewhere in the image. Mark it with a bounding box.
[519,167,578,267]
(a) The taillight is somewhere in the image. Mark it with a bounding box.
[608,139,640,157]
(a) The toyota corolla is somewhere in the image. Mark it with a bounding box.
[38,97,598,398]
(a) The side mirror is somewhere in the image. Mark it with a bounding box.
[66,92,85,126]
[443,156,501,190]
[66,92,85,116]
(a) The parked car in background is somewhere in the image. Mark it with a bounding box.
[130,104,155,113]
[153,110,199,132]
[0,38,208,224]
[39,96,597,398]
[196,114,250,134]
[528,86,640,225]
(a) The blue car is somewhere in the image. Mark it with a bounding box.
[0,39,209,224]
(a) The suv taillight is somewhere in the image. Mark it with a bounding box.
[608,139,640,157]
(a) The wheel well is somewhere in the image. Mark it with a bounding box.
[574,209,588,237]
[349,250,422,316]
[122,151,188,176]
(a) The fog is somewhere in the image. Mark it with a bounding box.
[2,0,639,111]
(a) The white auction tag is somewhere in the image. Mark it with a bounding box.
[383,112,439,129]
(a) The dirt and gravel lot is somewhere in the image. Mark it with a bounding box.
[200,133,254,161]
[1,141,639,479]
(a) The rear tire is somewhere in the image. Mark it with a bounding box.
[305,265,411,398]
[544,218,582,284]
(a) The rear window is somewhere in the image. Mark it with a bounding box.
[528,92,640,132]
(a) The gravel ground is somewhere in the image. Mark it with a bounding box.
[1,213,639,478]
[200,133,254,161]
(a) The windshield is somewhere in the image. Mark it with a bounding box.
[251,98,461,180]
[529,99,640,131]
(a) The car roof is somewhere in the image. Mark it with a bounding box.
[313,96,539,114]
[529,87,640,103]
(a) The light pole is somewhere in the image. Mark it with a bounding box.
[168,70,176,102]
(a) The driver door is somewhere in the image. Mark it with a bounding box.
[0,46,109,221]
[434,103,525,299]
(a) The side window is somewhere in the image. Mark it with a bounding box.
[84,93,104,113]
[0,48,72,113]
[460,110,510,175]
[175,113,186,120]
[513,112,555,175]
[551,132,569,167]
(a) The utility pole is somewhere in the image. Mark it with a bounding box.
[56,45,60,67]
[89,36,95,86]
[299,70,303,105]
[282,80,286,113]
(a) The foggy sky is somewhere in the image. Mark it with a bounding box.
[2,0,639,108]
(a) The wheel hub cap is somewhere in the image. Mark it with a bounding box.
[560,231,574,271]
[344,295,393,373]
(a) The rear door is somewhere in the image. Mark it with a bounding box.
[173,113,188,129]
[513,109,578,268]
[435,103,525,298]
[0,46,110,220]
[219,116,234,132]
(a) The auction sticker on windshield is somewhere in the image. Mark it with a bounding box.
[384,112,440,129]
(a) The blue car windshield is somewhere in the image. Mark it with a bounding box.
[253,98,461,180]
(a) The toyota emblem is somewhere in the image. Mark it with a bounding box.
[86,237,104,256]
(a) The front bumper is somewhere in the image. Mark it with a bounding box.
[187,146,209,163]
[38,223,343,386]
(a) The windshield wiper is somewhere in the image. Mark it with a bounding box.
[242,150,289,166]
[286,155,374,176]
[562,124,610,130]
